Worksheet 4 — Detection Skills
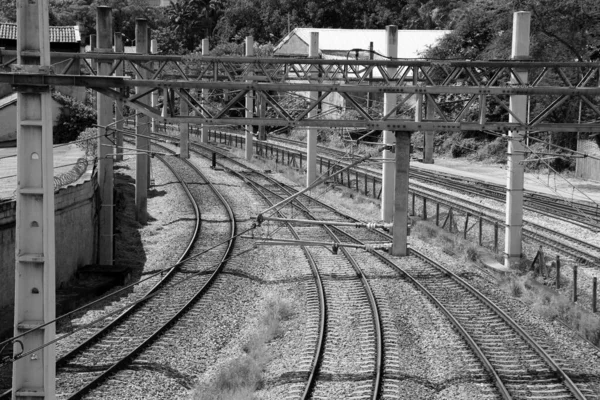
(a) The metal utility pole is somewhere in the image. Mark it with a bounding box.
[505,11,530,268]
[423,96,435,163]
[306,32,319,186]
[135,19,150,223]
[97,6,114,266]
[114,32,124,162]
[12,0,56,396]
[391,131,411,256]
[201,38,209,143]
[381,25,398,222]
[180,89,189,158]
[245,36,254,161]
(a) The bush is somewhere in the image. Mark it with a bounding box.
[76,127,98,158]
[52,92,96,144]
[473,137,507,163]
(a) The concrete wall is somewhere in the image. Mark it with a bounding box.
[0,175,98,309]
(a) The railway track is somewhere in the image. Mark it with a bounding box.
[0,143,236,399]
[180,137,592,399]
[258,132,600,230]
[198,129,600,267]
[407,183,600,266]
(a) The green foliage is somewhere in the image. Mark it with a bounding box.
[52,92,97,145]
[0,0,15,22]
[50,0,167,46]
[76,127,98,158]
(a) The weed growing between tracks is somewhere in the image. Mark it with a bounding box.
[192,296,294,400]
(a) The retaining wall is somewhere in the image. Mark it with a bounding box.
[0,175,98,309]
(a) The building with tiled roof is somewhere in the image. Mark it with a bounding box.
[0,23,84,103]
[0,23,81,43]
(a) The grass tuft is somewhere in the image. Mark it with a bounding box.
[192,296,294,400]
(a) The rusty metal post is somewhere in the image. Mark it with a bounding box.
[135,19,149,223]
[494,221,499,253]
[478,216,483,246]
[423,95,435,163]
[391,131,411,256]
[12,0,57,396]
[593,277,597,313]
[180,89,189,158]
[573,265,578,302]
[556,255,561,289]
[436,203,440,226]
[96,6,114,265]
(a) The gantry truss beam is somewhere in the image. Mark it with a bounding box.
[2,53,600,132]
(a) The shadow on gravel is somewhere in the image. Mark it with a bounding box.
[148,188,167,198]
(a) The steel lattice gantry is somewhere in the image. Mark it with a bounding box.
[1,51,600,132]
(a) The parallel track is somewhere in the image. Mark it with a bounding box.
[1,142,236,399]
[184,137,590,399]
[266,133,600,230]
[201,130,600,266]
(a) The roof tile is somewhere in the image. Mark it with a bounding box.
[0,23,81,43]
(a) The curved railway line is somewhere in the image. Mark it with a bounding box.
[165,133,592,399]
[0,143,236,399]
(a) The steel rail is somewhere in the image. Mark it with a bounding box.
[182,141,382,399]
[255,172,587,400]
[269,176,384,399]
[63,140,236,400]
[160,128,587,399]
[188,142,509,398]
[63,140,234,399]
[64,140,236,399]
[0,144,202,400]
[237,174,327,400]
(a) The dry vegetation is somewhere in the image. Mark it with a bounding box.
[192,296,294,400]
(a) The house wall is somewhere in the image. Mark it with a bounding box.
[0,175,98,310]
[0,97,62,143]
[576,138,600,182]
[275,34,308,56]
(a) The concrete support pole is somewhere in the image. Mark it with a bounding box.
[201,38,210,143]
[391,132,412,256]
[504,11,530,268]
[180,90,189,158]
[151,39,158,133]
[381,25,398,222]
[12,0,56,396]
[423,96,435,163]
[114,32,124,162]
[96,6,114,266]
[245,36,254,160]
[306,32,319,186]
[135,19,150,223]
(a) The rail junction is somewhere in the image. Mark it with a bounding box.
[2,1,600,399]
